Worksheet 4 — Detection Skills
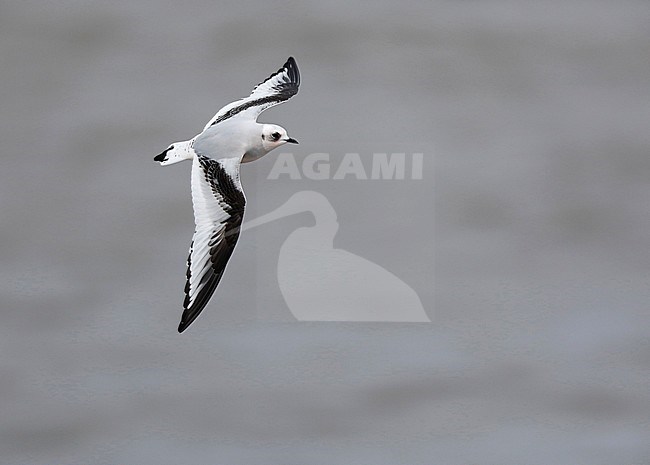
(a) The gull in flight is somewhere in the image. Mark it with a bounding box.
[154,57,300,332]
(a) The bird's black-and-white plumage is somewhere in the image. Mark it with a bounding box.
[180,155,245,332]
[202,56,300,130]
[155,57,300,332]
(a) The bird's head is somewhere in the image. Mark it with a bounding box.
[261,124,298,152]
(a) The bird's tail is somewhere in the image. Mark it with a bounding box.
[154,140,193,166]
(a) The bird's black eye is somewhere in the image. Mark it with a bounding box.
[271,132,281,141]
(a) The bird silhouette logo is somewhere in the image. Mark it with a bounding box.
[242,191,430,322]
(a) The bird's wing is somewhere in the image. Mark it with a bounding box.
[179,154,246,332]
[201,57,300,131]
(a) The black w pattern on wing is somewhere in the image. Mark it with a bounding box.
[178,155,246,333]
[208,57,300,127]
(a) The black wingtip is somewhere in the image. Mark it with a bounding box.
[283,57,299,85]
[177,312,201,333]
[178,308,200,333]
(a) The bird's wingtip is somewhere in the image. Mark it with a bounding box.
[285,56,297,68]
[177,310,200,333]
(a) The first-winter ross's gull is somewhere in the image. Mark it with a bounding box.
[154,57,300,333]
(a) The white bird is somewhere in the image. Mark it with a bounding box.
[155,57,300,332]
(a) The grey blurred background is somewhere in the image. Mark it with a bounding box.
[1,0,649,463]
